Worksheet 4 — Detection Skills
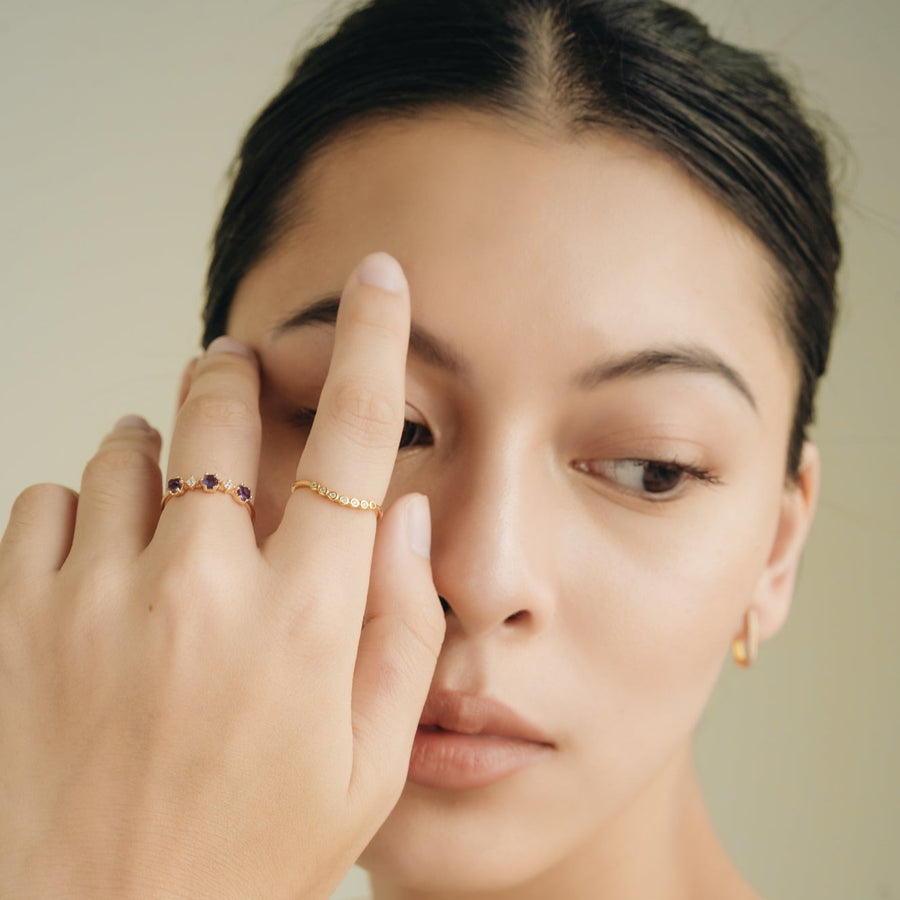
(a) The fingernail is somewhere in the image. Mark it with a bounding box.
[206,336,254,358]
[356,252,407,294]
[407,494,432,560]
[114,414,152,431]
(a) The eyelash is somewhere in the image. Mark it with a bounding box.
[573,457,722,501]
[289,408,719,500]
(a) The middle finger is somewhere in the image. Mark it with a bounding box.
[268,252,410,595]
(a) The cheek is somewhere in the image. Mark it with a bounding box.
[559,488,778,766]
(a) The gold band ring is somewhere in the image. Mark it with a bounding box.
[162,474,255,522]
[291,479,383,520]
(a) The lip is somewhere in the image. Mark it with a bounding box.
[408,690,555,790]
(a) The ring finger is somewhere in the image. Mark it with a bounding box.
[157,337,261,540]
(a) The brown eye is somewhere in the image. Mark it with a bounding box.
[597,459,685,494]
[574,458,719,500]
[399,419,433,450]
[637,461,685,493]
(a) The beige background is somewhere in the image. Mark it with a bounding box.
[1,1,896,898]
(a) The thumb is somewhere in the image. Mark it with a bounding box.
[348,493,444,811]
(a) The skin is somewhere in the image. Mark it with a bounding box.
[0,257,444,900]
[0,109,819,900]
[223,109,821,899]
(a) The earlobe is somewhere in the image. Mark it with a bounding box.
[176,356,201,410]
[745,441,821,645]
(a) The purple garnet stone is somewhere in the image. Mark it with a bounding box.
[201,473,219,491]
[167,477,183,494]
[236,485,252,503]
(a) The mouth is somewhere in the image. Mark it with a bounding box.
[418,690,554,742]
[408,690,555,790]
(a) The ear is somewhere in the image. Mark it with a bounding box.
[748,441,821,643]
[176,356,201,410]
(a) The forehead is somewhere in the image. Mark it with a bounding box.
[230,110,796,420]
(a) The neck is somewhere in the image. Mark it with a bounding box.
[368,744,759,900]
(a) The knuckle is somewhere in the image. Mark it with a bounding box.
[401,611,445,664]
[150,542,245,608]
[85,446,156,483]
[64,564,123,614]
[154,552,218,603]
[144,553,252,662]
[197,346,255,374]
[325,379,400,449]
[8,483,76,529]
[103,423,162,450]
[179,392,256,433]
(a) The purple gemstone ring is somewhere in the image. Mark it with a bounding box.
[161,474,255,522]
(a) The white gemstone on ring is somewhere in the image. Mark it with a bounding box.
[290,480,382,519]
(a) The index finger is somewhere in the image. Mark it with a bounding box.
[267,252,410,582]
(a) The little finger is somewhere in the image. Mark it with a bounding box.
[68,416,162,561]
[0,483,78,578]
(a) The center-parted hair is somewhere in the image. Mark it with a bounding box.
[204,0,841,481]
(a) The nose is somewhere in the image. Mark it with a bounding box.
[428,440,556,640]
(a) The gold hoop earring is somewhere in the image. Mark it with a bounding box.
[731,608,759,668]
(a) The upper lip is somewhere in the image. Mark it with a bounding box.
[418,690,554,746]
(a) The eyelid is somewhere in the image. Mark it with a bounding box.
[573,457,722,503]
[404,402,426,422]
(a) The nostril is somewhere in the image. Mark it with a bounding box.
[504,610,528,625]
[439,595,451,614]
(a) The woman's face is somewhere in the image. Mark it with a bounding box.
[226,111,816,892]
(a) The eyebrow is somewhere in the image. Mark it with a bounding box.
[574,345,758,414]
[273,295,758,414]
[273,295,464,374]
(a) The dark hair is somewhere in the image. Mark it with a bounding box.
[204,0,840,481]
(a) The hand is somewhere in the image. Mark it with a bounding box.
[0,252,445,899]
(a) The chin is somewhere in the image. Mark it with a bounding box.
[357,776,589,893]
[359,833,541,894]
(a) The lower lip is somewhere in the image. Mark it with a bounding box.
[407,727,554,790]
